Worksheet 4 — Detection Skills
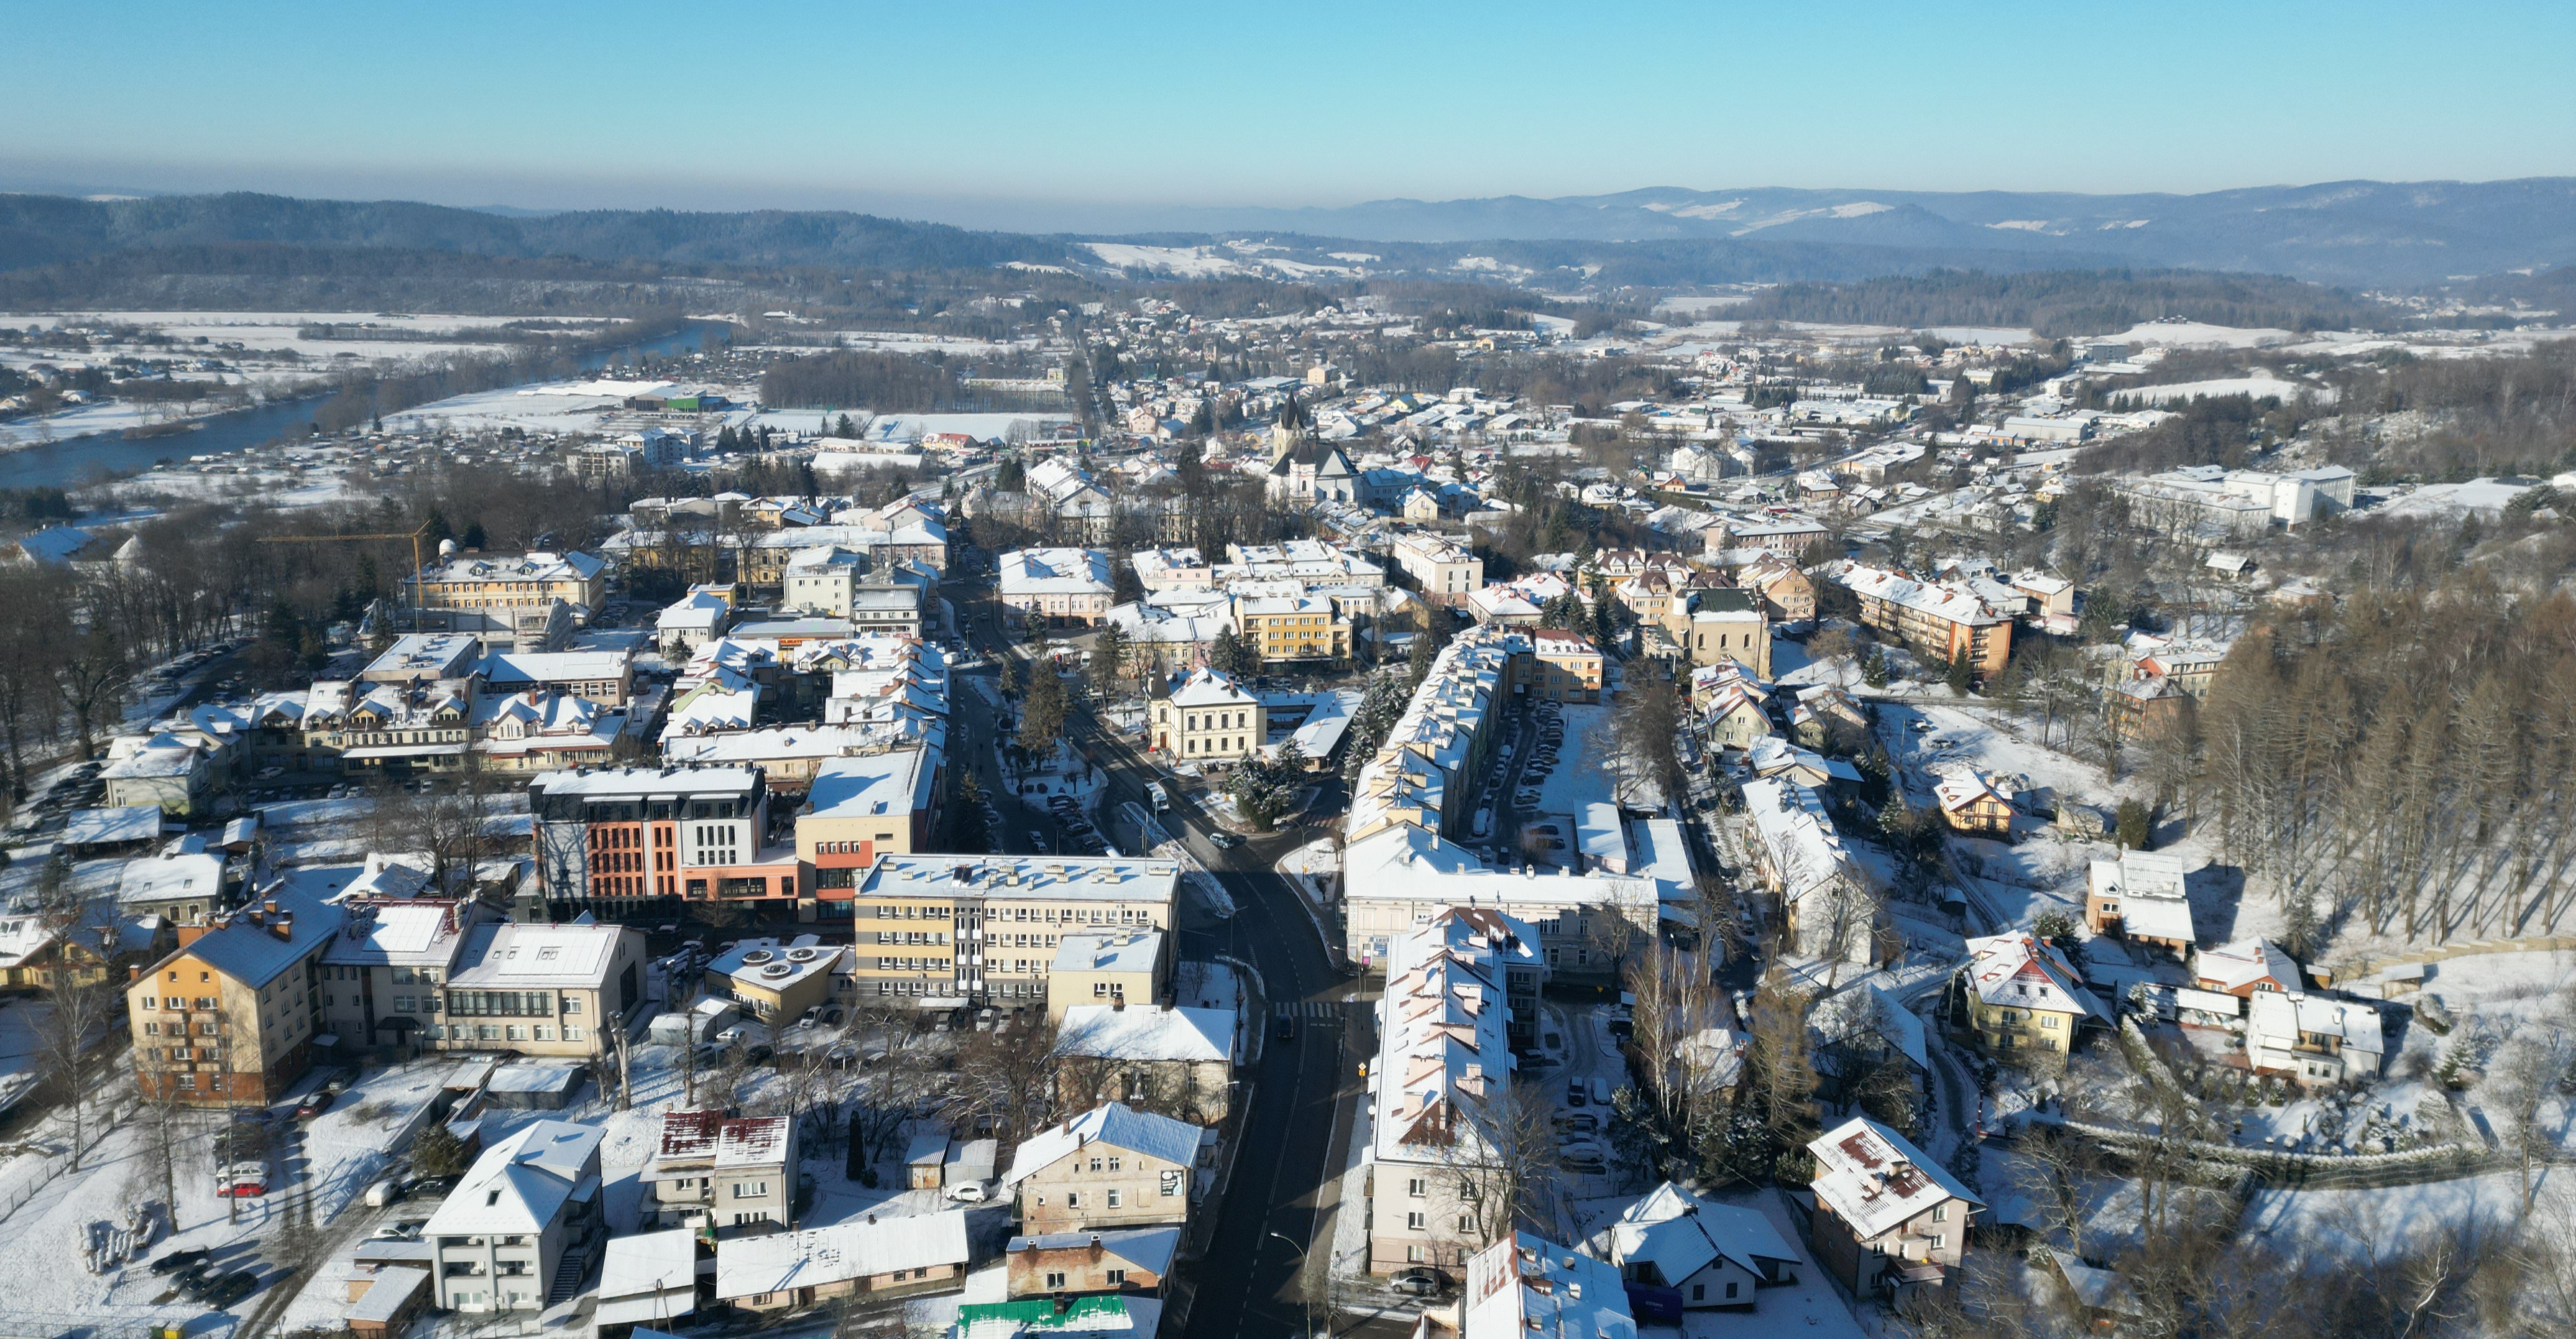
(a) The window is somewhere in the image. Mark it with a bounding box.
[1106,1189,1122,1208]
[1045,1272,1067,1290]
[1692,1285,1705,1301]
[1406,1212,1425,1230]
[1106,1156,1121,1172]
[1064,1191,1080,1208]
[1407,1177,1427,1198]
[2041,1015,2060,1028]
[1724,1282,1738,1299]
[1105,1268,1127,1287]
[1457,1215,1473,1232]
[1407,1245,1425,1263]
[1928,1234,1945,1249]
[1931,1205,1947,1222]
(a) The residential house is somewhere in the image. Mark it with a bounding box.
[103,733,218,816]
[644,1110,797,1235]
[2247,991,2384,1087]
[2084,850,2200,954]
[1737,557,1816,623]
[1597,1182,1804,1310]
[1804,1117,1981,1298]
[1675,588,1771,677]
[401,551,606,652]
[1233,594,1351,666]
[1959,932,2104,1066]
[1056,1002,1234,1124]
[317,896,492,1053]
[1929,768,2014,836]
[1005,1225,1181,1299]
[125,891,342,1104]
[2191,940,2303,998]
[1528,629,1603,704]
[118,853,231,925]
[1446,1234,1635,1339]
[1004,1101,1204,1235]
[713,1205,970,1311]
[424,1119,607,1312]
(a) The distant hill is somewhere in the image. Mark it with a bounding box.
[0,192,1090,275]
[1107,178,2576,287]
[1728,269,2405,338]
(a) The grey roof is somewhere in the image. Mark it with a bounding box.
[1004,1102,1203,1184]
[173,889,344,988]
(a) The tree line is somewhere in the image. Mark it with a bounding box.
[1728,267,2401,337]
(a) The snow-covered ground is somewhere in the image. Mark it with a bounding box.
[1567,1185,1866,1339]
[2242,1166,2576,1261]
[2112,369,2337,406]
[2373,477,2540,520]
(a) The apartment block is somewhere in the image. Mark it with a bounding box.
[847,856,1179,1011]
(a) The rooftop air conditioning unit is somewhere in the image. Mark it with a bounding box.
[741,949,775,966]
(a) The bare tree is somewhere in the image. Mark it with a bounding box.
[950,1013,1063,1144]
[2490,1006,2576,1218]
[1443,1083,1561,1251]
[35,926,115,1171]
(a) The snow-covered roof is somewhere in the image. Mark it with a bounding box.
[1961,933,2105,1021]
[1604,1182,1803,1288]
[1805,1117,1981,1241]
[1005,1225,1181,1276]
[999,547,1114,596]
[1462,1234,1636,1339]
[2087,851,2199,943]
[2193,940,2302,996]
[716,1209,969,1301]
[597,1228,699,1324]
[1372,908,1537,1167]
[648,1110,793,1175]
[1167,668,1257,708]
[424,1119,602,1237]
[447,921,631,990]
[1004,1102,1203,1184]
[1058,1003,1231,1064]
[63,805,163,847]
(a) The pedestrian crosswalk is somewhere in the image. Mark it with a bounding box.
[1273,1000,1342,1018]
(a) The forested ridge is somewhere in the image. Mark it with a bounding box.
[1729,268,2402,337]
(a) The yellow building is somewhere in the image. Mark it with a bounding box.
[1959,933,2103,1066]
[127,892,340,1105]
[1528,629,1604,703]
[1147,669,1265,761]
[1233,595,1350,665]
[847,857,1180,1011]
[1044,930,1171,1021]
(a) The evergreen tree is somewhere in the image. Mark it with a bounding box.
[1091,625,1131,687]
[1018,661,1066,755]
[1946,648,1975,696]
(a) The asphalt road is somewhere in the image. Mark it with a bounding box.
[953,573,1361,1339]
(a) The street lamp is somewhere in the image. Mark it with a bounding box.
[1267,1232,1328,1339]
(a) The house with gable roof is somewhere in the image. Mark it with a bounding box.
[1804,1117,1981,1298]
[1958,932,2106,1066]
[425,1119,607,1312]
[1594,1181,1804,1310]
[645,1109,798,1234]
[1005,1101,1205,1235]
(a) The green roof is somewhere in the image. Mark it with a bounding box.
[958,1297,1133,1333]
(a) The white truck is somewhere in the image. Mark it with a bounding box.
[1147,782,1171,813]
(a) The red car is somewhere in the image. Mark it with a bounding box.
[295,1090,334,1119]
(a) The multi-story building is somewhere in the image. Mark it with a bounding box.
[1527,629,1603,703]
[425,1119,606,1313]
[797,747,942,901]
[846,856,1179,1011]
[126,890,342,1104]
[318,896,493,1052]
[1366,908,1544,1276]
[1805,1117,1980,1299]
[1958,932,2103,1066]
[530,765,792,919]
[429,921,648,1057]
[1055,1001,1233,1122]
[644,1110,797,1235]
[705,937,844,1023]
[1232,594,1350,665]
[1214,540,1385,588]
[1146,669,1264,761]
[1131,547,1213,592]
[1045,930,1171,1020]
[401,551,608,652]
[1447,1235,1636,1339]
[1340,627,1666,978]
[1390,532,1482,607]
[1736,557,1816,623]
[477,650,636,707]
[1836,565,2012,678]
[1004,1101,1202,1236]
[778,545,873,618]
[2247,991,2385,1087]
[999,548,1116,629]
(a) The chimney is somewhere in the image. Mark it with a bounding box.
[263,899,279,917]
[128,965,142,982]
[272,912,294,942]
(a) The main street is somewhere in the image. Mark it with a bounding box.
[949,558,1372,1339]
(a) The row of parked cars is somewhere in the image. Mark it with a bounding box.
[148,1248,261,1309]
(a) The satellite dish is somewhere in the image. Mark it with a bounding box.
[438,538,459,558]
[741,949,774,965]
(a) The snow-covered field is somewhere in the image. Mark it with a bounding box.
[2373,477,2540,520]
[2112,370,2338,406]
[2099,321,2297,349]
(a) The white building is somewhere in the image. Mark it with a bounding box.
[999,548,1116,629]
[425,1120,606,1312]
[2247,991,2384,1087]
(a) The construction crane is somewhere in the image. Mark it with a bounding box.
[257,521,444,632]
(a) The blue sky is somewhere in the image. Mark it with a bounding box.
[6,0,2571,224]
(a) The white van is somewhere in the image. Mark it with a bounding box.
[1589,1077,1614,1107]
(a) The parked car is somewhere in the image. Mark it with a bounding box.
[1392,1266,1445,1296]
[1565,1079,1587,1108]
[1207,830,1243,849]
[362,1177,404,1208]
[295,1090,334,1119]
[201,1269,261,1309]
[150,1248,211,1274]
[944,1180,990,1202]
[1275,1014,1295,1042]
[408,1175,458,1197]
